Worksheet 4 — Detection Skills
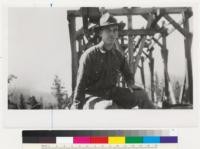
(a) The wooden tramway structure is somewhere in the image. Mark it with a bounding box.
[67,7,193,108]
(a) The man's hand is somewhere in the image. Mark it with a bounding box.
[127,83,143,93]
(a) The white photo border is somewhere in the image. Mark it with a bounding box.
[1,0,200,128]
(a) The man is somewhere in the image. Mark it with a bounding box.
[71,12,155,109]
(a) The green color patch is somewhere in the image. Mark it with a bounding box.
[126,137,143,143]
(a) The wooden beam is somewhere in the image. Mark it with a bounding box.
[76,29,162,40]
[163,14,189,37]
[128,15,134,74]
[161,34,170,101]
[67,7,191,17]
[133,14,154,76]
[120,29,161,36]
[183,12,193,104]
[108,7,155,15]
[149,50,155,102]
[68,15,78,91]
[142,14,161,31]
[179,76,186,104]
[152,37,163,48]
[133,36,143,52]
[152,37,169,51]
[150,13,163,28]
[121,43,126,88]
[75,27,84,40]
[120,36,126,87]
[140,57,146,90]
[142,51,149,58]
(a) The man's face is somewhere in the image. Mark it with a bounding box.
[100,25,119,46]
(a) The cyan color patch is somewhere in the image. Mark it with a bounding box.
[143,136,160,143]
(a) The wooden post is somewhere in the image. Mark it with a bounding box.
[121,36,126,88]
[140,57,146,89]
[133,14,153,76]
[161,33,170,101]
[127,14,134,74]
[183,12,193,104]
[149,48,155,102]
[134,36,142,52]
[78,39,83,61]
[68,14,78,91]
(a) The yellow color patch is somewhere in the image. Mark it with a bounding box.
[108,136,125,144]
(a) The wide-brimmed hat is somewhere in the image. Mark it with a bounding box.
[90,12,125,32]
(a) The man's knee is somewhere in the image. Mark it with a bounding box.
[134,89,149,100]
[134,90,155,109]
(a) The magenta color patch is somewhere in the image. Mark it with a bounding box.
[73,137,91,144]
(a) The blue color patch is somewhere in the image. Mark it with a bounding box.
[143,136,160,143]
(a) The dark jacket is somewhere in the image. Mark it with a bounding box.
[73,42,134,108]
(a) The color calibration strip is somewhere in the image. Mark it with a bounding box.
[24,136,177,144]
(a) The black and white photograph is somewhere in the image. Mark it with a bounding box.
[7,7,194,110]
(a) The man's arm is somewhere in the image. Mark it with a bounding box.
[72,53,90,109]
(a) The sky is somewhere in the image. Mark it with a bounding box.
[8,8,72,103]
[8,7,192,103]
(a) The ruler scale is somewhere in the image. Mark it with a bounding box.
[22,130,178,149]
